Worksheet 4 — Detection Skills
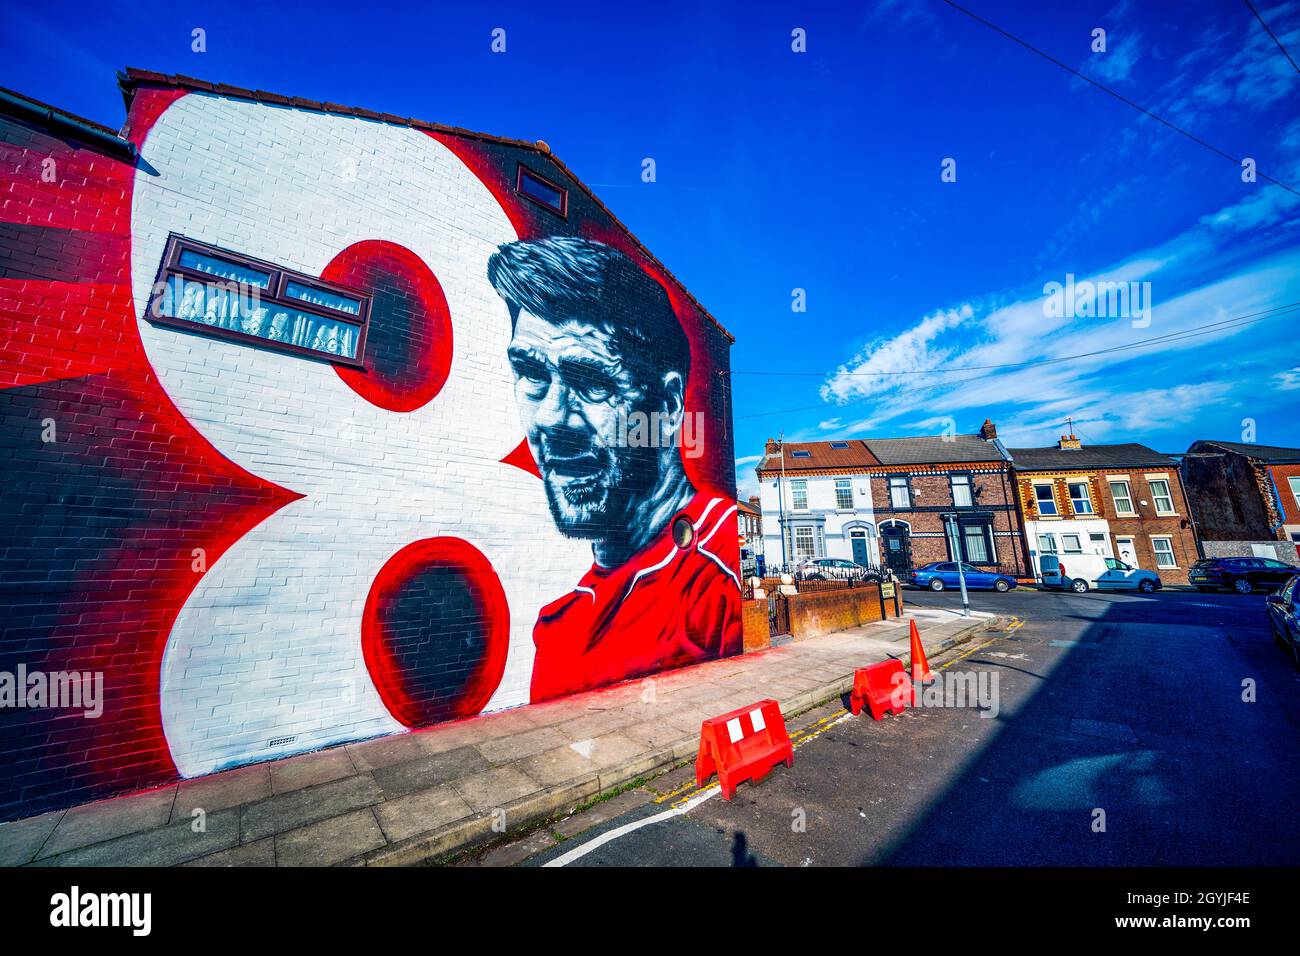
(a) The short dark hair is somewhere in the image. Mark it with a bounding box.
[488,237,691,390]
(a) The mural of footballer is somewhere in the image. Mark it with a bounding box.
[488,237,742,702]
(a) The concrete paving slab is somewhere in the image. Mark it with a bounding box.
[371,746,489,800]
[453,766,543,812]
[172,763,271,822]
[39,787,176,859]
[39,807,239,867]
[0,808,64,865]
[268,747,356,794]
[184,838,276,867]
[373,784,475,844]
[241,774,382,844]
[274,808,386,866]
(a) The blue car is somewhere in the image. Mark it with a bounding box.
[907,562,1016,593]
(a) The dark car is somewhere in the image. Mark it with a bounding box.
[907,562,1016,593]
[1265,574,1300,668]
[1188,556,1300,594]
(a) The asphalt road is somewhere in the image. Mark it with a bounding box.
[523,587,1300,866]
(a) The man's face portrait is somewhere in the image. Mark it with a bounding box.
[489,236,693,543]
[508,309,679,538]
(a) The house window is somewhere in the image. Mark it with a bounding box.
[791,450,812,459]
[1290,477,1300,510]
[793,527,816,559]
[834,479,853,510]
[1062,534,1083,554]
[790,479,808,511]
[146,235,370,366]
[830,441,849,449]
[889,476,911,508]
[1150,536,1177,568]
[516,164,568,216]
[1033,483,1058,516]
[1037,533,1058,554]
[1149,479,1175,515]
[950,474,973,508]
[960,523,993,563]
[1109,480,1135,516]
[1068,482,1093,514]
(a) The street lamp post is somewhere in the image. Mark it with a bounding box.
[944,513,971,618]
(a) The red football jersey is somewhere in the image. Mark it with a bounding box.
[530,491,743,702]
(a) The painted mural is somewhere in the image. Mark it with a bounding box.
[0,82,739,819]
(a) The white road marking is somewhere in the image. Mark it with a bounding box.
[545,710,856,866]
[542,787,721,867]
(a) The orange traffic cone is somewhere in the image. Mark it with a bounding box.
[909,619,935,685]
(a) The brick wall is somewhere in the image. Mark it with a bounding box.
[0,85,739,820]
[786,584,901,641]
[742,600,770,652]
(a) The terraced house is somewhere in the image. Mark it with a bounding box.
[755,438,882,569]
[866,420,1028,580]
[1010,436,1199,585]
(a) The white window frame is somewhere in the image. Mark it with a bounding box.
[1067,481,1093,515]
[889,476,911,509]
[834,478,853,510]
[1062,533,1083,554]
[1109,480,1136,516]
[790,479,808,511]
[1033,482,1058,516]
[1037,532,1058,554]
[1289,476,1300,511]
[793,526,816,559]
[950,474,973,508]
[1147,478,1175,516]
[1150,535,1177,569]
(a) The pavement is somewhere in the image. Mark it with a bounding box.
[503,587,1300,867]
[0,602,994,867]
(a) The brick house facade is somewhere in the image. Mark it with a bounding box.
[864,420,1029,580]
[1010,437,1200,584]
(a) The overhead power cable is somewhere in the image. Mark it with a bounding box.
[1242,0,1300,74]
[937,0,1300,197]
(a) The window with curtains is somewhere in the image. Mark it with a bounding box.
[1068,481,1093,514]
[961,523,992,563]
[1151,536,1177,568]
[835,479,853,510]
[889,476,911,508]
[790,479,808,510]
[1109,480,1135,515]
[1037,533,1058,554]
[1062,534,1083,553]
[1149,479,1175,515]
[950,474,973,507]
[146,236,371,366]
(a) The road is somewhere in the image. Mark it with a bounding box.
[517,587,1300,867]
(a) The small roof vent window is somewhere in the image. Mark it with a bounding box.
[791,450,812,459]
[516,164,568,217]
[829,441,849,449]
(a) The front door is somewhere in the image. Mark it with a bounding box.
[1115,536,1136,565]
[850,531,870,567]
[881,525,911,575]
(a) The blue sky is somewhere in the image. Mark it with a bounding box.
[3,0,1297,499]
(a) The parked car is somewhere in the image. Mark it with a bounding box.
[1188,556,1300,594]
[1265,574,1300,668]
[907,562,1016,592]
[801,558,881,582]
[1039,553,1161,594]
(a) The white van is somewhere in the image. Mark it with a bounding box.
[1039,553,1161,593]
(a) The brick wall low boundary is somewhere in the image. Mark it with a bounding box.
[742,583,904,651]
